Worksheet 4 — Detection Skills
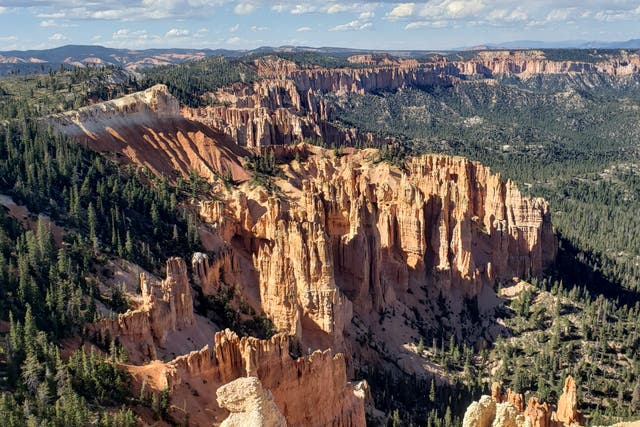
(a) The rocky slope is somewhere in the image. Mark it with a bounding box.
[97,256,366,426]
[48,84,251,183]
[94,257,198,363]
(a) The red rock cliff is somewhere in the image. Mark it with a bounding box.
[94,257,195,362]
[129,329,367,427]
[197,147,556,357]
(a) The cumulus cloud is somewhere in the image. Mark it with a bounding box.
[486,7,528,24]
[112,29,148,40]
[5,0,640,49]
[271,2,375,16]
[6,0,231,21]
[48,33,68,42]
[387,3,415,20]
[290,4,317,14]
[234,2,256,15]
[165,28,191,37]
[107,28,163,48]
[326,4,350,14]
[330,20,373,31]
[386,0,593,28]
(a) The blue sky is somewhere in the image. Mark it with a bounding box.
[0,1,639,51]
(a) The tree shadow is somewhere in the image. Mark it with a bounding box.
[549,234,640,306]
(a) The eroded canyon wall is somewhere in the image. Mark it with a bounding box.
[195,147,556,355]
[94,257,195,362]
[184,52,640,148]
[131,329,367,427]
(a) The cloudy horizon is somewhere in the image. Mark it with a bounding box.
[0,1,639,51]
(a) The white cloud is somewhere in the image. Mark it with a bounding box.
[326,4,350,14]
[112,28,149,40]
[270,4,287,13]
[11,0,232,21]
[226,36,242,44]
[443,0,486,19]
[387,3,414,20]
[290,4,317,14]
[405,20,449,30]
[544,8,574,23]
[37,12,65,19]
[234,3,256,15]
[251,25,269,32]
[272,2,368,15]
[330,20,373,31]
[165,28,190,37]
[108,28,161,48]
[48,33,68,42]
[229,24,239,33]
[4,0,640,50]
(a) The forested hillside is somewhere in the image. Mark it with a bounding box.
[0,114,202,424]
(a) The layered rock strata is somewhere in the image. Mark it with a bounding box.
[94,257,194,362]
[130,329,367,427]
[49,84,251,182]
[183,53,640,148]
[197,147,556,353]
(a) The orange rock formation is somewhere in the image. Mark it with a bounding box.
[49,84,251,183]
[128,329,367,427]
[554,377,585,425]
[466,376,585,427]
[51,68,571,425]
[194,147,556,356]
[94,257,195,362]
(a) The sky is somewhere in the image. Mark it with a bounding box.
[0,1,640,51]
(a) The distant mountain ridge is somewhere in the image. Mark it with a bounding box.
[0,44,244,76]
[468,38,640,50]
[2,42,640,77]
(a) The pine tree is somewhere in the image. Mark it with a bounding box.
[88,202,98,252]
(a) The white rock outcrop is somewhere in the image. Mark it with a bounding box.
[216,376,287,427]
